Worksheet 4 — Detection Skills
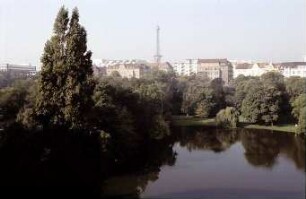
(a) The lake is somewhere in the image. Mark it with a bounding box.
[102,127,305,199]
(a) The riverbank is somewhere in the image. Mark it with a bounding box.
[242,124,296,133]
[171,116,297,133]
[171,116,216,127]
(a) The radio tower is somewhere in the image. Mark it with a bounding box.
[154,25,162,64]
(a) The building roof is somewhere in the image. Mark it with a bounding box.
[0,64,36,71]
[257,63,270,68]
[235,63,253,69]
[94,59,147,67]
[147,62,173,71]
[280,62,306,68]
[107,63,150,70]
[198,59,229,64]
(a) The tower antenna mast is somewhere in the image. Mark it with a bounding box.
[154,25,162,64]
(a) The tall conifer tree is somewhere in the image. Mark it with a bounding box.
[64,8,94,128]
[34,6,94,129]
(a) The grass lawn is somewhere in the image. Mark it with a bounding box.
[172,115,297,133]
[171,116,216,127]
[243,124,297,133]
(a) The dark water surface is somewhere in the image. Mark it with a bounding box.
[0,127,304,198]
[103,127,305,199]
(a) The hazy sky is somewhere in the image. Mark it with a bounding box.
[0,0,305,66]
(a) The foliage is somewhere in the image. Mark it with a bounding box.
[285,77,306,102]
[21,7,95,129]
[297,107,306,134]
[195,100,214,118]
[90,76,173,160]
[260,72,285,90]
[148,114,170,140]
[0,79,34,122]
[240,72,285,125]
[180,76,223,117]
[216,107,239,128]
[233,75,259,108]
[110,71,121,78]
[291,94,306,120]
[260,86,282,126]
[0,72,12,89]
[0,71,36,89]
[241,82,264,123]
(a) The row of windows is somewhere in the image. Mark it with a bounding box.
[284,70,306,75]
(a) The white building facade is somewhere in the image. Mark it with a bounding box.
[233,62,279,78]
[0,63,37,76]
[93,59,147,68]
[172,59,198,76]
[280,62,306,78]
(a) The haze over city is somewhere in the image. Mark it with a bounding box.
[0,0,305,67]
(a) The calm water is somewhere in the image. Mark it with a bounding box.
[103,127,305,199]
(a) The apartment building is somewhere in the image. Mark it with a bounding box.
[197,59,233,84]
[172,59,198,76]
[0,63,37,77]
[233,62,279,78]
[280,62,306,78]
[106,63,150,78]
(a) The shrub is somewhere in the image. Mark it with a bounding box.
[297,107,306,134]
[216,107,239,128]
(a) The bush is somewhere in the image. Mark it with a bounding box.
[195,101,211,118]
[149,115,170,140]
[216,107,239,128]
[297,107,306,134]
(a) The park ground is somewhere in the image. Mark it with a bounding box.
[171,116,296,133]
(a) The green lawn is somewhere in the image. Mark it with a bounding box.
[171,115,297,133]
[171,116,216,127]
[243,124,296,133]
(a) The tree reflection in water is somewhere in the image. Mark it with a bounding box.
[102,127,305,198]
[173,126,304,170]
[240,129,305,170]
[0,125,304,198]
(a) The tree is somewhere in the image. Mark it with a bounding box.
[110,71,121,78]
[34,6,70,127]
[285,77,306,102]
[234,77,259,109]
[261,72,289,121]
[17,79,39,128]
[260,86,281,126]
[63,8,95,129]
[240,73,285,125]
[148,114,170,140]
[291,94,306,120]
[24,7,94,129]
[260,72,285,90]
[216,107,239,128]
[180,76,222,117]
[210,78,225,115]
[0,80,32,122]
[241,82,264,123]
[297,107,306,134]
[195,101,210,118]
[195,99,214,118]
[181,76,209,115]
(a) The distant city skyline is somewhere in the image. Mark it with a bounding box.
[0,0,305,67]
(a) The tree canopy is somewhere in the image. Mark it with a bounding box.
[20,7,95,129]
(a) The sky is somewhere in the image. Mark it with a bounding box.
[0,0,305,67]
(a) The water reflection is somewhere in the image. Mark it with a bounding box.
[0,126,304,198]
[101,141,176,198]
[175,127,239,153]
[240,130,305,170]
[102,127,305,198]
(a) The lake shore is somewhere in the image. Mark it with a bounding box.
[171,115,297,133]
